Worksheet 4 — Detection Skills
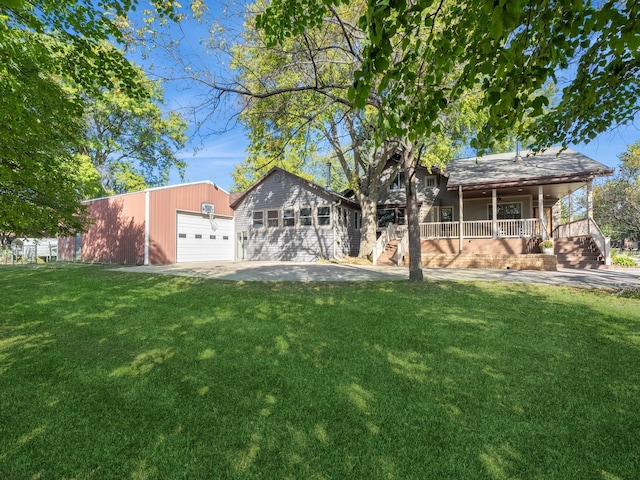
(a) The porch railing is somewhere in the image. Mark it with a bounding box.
[553,218,611,265]
[373,223,406,265]
[419,218,541,239]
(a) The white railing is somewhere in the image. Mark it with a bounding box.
[420,222,459,238]
[464,220,492,238]
[554,218,611,265]
[373,224,405,265]
[553,218,589,238]
[396,230,409,266]
[419,218,541,239]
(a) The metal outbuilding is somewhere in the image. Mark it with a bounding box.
[59,182,233,265]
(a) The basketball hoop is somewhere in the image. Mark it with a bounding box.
[201,202,217,231]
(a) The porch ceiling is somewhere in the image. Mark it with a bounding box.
[460,181,587,201]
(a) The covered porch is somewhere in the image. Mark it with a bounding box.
[375,180,611,268]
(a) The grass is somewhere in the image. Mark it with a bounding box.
[1,264,639,479]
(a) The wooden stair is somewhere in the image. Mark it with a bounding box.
[554,236,605,269]
[376,240,399,266]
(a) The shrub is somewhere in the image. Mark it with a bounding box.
[612,252,638,267]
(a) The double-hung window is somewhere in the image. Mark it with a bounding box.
[252,211,264,229]
[317,206,331,226]
[282,209,295,227]
[267,210,279,227]
[390,171,405,191]
[299,207,312,226]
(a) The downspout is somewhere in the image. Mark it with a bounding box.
[333,200,341,260]
[144,190,150,265]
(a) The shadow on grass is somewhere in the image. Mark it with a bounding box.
[1,263,639,479]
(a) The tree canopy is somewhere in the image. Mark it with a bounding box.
[593,141,640,241]
[0,0,184,237]
[256,0,639,152]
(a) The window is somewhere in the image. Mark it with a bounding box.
[377,209,395,227]
[317,206,331,226]
[195,234,202,239]
[253,211,264,229]
[342,208,348,225]
[210,235,216,239]
[283,209,295,227]
[300,207,312,226]
[425,176,436,188]
[223,236,229,240]
[267,210,279,227]
[178,233,187,238]
[441,206,454,222]
[390,171,405,191]
[354,212,361,230]
[489,203,522,220]
[377,208,406,227]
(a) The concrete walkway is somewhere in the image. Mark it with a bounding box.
[115,261,640,291]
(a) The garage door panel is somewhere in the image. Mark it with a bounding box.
[176,213,234,262]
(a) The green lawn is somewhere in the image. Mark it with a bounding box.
[1,264,639,479]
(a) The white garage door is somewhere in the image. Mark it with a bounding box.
[176,212,234,263]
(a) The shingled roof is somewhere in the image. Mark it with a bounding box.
[445,146,614,191]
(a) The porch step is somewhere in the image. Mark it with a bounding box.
[554,236,605,269]
[376,240,399,266]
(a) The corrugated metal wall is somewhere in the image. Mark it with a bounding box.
[58,181,231,265]
[148,182,232,264]
[81,192,147,264]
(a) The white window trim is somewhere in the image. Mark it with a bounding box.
[299,206,313,227]
[282,208,295,228]
[440,206,455,222]
[252,210,265,230]
[316,205,332,227]
[488,201,524,220]
[266,209,279,228]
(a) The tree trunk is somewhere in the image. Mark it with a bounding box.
[357,195,379,259]
[404,148,423,281]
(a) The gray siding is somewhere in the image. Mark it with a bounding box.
[377,167,442,206]
[234,172,360,261]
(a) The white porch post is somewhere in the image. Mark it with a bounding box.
[568,189,573,237]
[492,189,498,238]
[458,185,464,253]
[538,185,544,238]
[586,180,593,235]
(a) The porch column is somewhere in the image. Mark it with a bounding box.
[492,189,498,238]
[459,185,464,253]
[568,189,573,237]
[538,185,544,238]
[586,180,593,235]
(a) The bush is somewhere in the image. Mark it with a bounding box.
[612,252,638,267]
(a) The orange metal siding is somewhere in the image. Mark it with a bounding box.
[81,193,146,264]
[148,182,231,264]
[57,182,231,265]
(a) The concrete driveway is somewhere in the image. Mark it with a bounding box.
[115,261,640,291]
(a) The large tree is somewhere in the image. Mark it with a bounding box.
[593,141,640,242]
[79,70,187,197]
[0,0,182,237]
[255,0,639,280]
[227,0,482,259]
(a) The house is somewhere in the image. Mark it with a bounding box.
[59,147,613,269]
[372,147,615,269]
[230,167,361,261]
[58,182,233,265]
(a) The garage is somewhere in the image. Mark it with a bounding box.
[176,211,234,263]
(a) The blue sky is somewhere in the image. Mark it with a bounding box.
[142,3,639,193]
